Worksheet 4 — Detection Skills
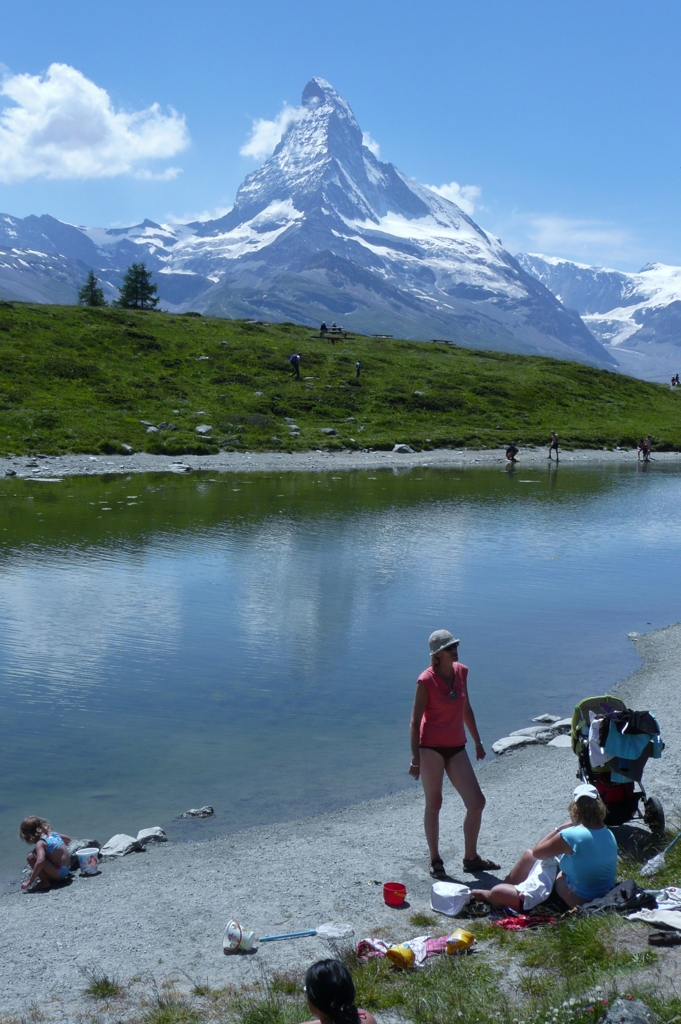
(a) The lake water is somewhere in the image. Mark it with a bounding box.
[1,462,680,887]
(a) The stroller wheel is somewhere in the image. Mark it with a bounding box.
[643,795,665,836]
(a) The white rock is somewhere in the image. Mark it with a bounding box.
[100,834,144,857]
[552,718,573,734]
[532,714,562,723]
[392,443,414,453]
[136,827,167,844]
[180,805,214,818]
[195,424,213,435]
[510,725,556,738]
[492,735,539,755]
[548,734,572,748]
[170,463,192,474]
[146,426,159,434]
[121,444,133,455]
[628,632,641,640]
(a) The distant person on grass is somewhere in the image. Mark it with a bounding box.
[355,361,361,378]
[471,784,617,912]
[20,816,72,892]
[290,353,301,379]
[301,960,376,1024]
[409,630,499,879]
[548,431,559,461]
[320,322,327,335]
[505,443,519,461]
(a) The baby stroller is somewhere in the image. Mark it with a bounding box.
[571,695,665,834]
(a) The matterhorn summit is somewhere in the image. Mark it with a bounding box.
[0,78,612,366]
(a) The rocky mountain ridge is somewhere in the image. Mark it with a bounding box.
[1,78,613,367]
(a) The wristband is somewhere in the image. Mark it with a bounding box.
[410,760,420,767]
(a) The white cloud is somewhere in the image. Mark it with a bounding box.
[426,181,481,216]
[524,216,631,256]
[0,63,189,183]
[166,205,233,224]
[362,131,380,158]
[240,103,308,161]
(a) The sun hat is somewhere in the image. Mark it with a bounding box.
[573,783,600,801]
[428,630,460,655]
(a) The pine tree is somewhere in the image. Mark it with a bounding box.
[78,270,107,307]
[116,262,159,310]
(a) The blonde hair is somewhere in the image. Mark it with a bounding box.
[431,645,458,669]
[19,816,51,845]
[568,796,607,830]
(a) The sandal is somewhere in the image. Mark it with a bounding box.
[429,857,447,879]
[462,855,501,873]
[649,930,681,947]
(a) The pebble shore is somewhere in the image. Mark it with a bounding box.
[2,618,678,1020]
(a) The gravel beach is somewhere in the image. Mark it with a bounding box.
[2,445,681,481]
[1,620,678,1020]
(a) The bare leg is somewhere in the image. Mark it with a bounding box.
[419,748,446,862]
[471,848,536,909]
[444,749,486,861]
[554,872,585,909]
[24,856,63,891]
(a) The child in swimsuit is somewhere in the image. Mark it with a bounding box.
[19,816,72,891]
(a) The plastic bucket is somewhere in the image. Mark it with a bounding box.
[383,881,407,906]
[77,848,100,875]
[223,919,256,953]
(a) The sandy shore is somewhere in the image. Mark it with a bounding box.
[1,621,678,1019]
[2,445,681,480]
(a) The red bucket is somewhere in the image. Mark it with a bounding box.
[383,881,407,906]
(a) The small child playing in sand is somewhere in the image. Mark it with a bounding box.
[19,816,72,891]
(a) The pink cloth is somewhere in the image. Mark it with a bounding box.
[418,663,468,747]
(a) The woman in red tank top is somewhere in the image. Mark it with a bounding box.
[409,629,499,880]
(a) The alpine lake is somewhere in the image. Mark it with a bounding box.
[1,460,680,888]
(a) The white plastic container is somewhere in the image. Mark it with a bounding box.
[223,919,256,953]
[76,848,100,876]
[430,881,471,916]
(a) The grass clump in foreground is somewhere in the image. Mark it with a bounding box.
[1,301,681,457]
[75,911,676,1024]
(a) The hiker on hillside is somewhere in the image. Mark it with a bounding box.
[548,431,559,462]
[408,630,499,880]
[320,322,327,335]
[471,783,618,912]
[505,443,519,461]
[289,353,301,379]
[355,361,361,378]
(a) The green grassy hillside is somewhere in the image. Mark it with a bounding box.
[1,301,680,456]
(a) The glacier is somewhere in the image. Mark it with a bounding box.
[0,78,614,367]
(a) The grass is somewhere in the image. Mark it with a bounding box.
[1,301,681,457]
[80,966,124,1000]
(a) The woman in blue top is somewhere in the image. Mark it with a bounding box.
[472,783,618,911]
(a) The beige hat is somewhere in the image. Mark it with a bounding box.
[428,630,460,655]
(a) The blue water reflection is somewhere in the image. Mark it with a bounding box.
[1,464,679,884]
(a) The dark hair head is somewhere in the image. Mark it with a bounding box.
[304,960,360,1024]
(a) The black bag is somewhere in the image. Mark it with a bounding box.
[577,879,657,916]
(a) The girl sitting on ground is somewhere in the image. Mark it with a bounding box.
[301,959,376,1024]
[19,816,72,892]
[471,783,618,912]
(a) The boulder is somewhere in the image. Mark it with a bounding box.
[254,391,264,396]
[136,827,167,844]
[602,999,660,1024]
[67,838,101,869]
[5,469,16,477]
[547,734,572,748]
[195,424,213,435]
[319,428,336,435]
[510,725,556,738]
[121,444,133,455]
[392,443,414,453]
[552,718,573,734]
[170,463,192,474]
[100,833,145,857]
[492,735,539,755]
[146,425,159,434]
[180,805,214,818]
[532,714,562,723]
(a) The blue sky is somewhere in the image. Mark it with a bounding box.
[1,0,680,271]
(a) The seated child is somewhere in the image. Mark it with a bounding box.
[20,816,72,892]
[301,960,376,1024]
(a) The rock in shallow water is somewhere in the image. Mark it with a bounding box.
[532,713,562,723]
[492,735,539,755]
[180,805,214,818]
